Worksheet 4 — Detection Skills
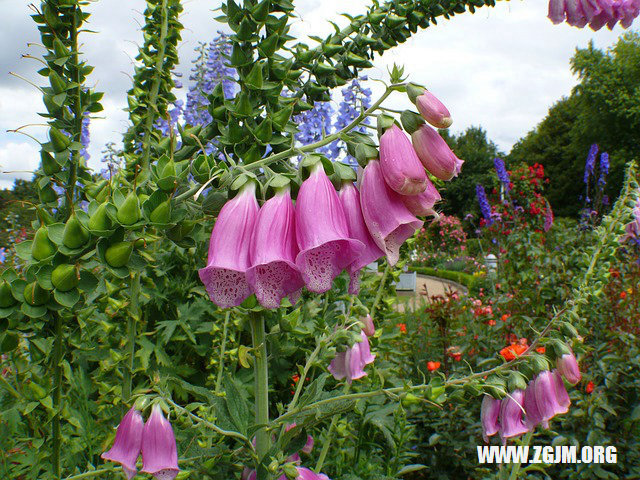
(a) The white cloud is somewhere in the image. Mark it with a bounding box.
[0,142,39,189]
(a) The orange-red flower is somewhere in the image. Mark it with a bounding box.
[397,323,407,333]
[586,381,594,394]
[620,291,627,299]
[427,361,441,371]
[536,346,546,354]
[501,314,511,322]
[500,343,528,361]
[487,319,496,326]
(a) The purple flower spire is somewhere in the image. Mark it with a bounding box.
[101,407,145,479]
[294,101,334,157]
[543,200,554,232]
[493,157,510,191]
[598,152,609,186]
[141,405,180,480]
[328,331,376,384]
[247,187,304,308]
[584,144,598,184]
[80,113,91,161]
[199,182,259,308]
[481,395,501,442]
[295,163,364,293]
[475,184,493,225]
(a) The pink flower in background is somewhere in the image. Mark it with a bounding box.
[328,331,376,384]
[548,0,640,30]
[379,124,429,195]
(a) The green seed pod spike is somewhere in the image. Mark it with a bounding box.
[23,281,50,306]
[116,192,141,226]
[0,281,17,308]
[51,264,79,292]
[88,203,112,231]
[62,214,90,249]
[105,242,133,268]
[31,226,56,261]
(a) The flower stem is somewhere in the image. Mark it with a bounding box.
[52,312,64,479]
[215,311,231,393]
[123,273,140,404]
[250,311,270,461]
[371,262,391,316]
[506,431,533,480]
[315,383,350,472]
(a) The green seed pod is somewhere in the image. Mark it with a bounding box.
[41,151,61,175]
[167,220,196,242]
[401,392,422,407]
[39,184,58,204]
[49,127,71,152]
[31,226,56,260]
[88,203,112,231]
[23,282,50,306]
[62,214,89,249]
[150,200,171,224]
[51,264,79,292]
[161,161,176,179]
[86,179,109,202]
[105,242,133,268]
[116,192,141,226]
[0,281,17,308]
[138,193,150,204]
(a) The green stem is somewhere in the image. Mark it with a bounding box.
[250,311,270,461]
[315,383,350,472]
[123,273,140,404]
[371,262,391,316]
[215,311,231,393]
[52,313,63,479]
[507,431,533,480]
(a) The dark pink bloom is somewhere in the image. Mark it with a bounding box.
[416,91,452,129]
[360,160,423,266]
[246,466,329,480]
[199,182,259,308]
[379,124,428,195]
[533,370,569,427]
[499,390,529,440]
[361,314,375,337]
[247,187,304,308]
[557,350,581,385]
[328,331,375,384]
[101,407,144,479]
[411,124,463,181]
[338,181,384,294]
[523,379,544,430]
[400,177,441,217]
[141,405,180,480]
[295,163,364,293]
[548,0,639,30]
[481,395,501,442]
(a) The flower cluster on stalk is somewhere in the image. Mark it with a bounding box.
[548,0,640,30]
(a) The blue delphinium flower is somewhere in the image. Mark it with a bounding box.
[493,157,510,191]
[598,152,609,186]
[80,113,91,161]
[583,144,598,184]
[294,101,334,157]
[476,184,493,225]
[0,247,6,264]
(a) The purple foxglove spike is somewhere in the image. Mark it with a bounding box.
[553,370,571,408]
[523,380,543,431]
[199,182,259,308]
[416,91,453,129]
[101,407,144,479]
[295,163,364,293]
[499,390,529,440]
[411,124,464,181]
[338,182,384,294]
[361,314,375,337]
[534,370,569,427]
[379,124,429,195]
[141,405,180,480]
[346,342,367,383]
[548,0,567,23]
[247,187,304,309]
[557,350,581,385]
[328,332,375,384]
[401,178,441,217]
[360,160,424,266]
[480,395,501,442]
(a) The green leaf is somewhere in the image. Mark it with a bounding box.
[223,376,250,435]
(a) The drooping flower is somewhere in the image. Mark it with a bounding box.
[481,395,501,442]
[556,349,581,385]
[295,163,364,293]
[499,390,529,440]
[360,160,424,266]
[141,405,180,480]
[533,370,569,427]
[411,124,463,181]
[379,124,428,195]
[101,407,145,480]
[549,0,640,30]
[286,467,331,480]
[523,379,544,430]
[338,181,384,294]
[247,187,304,308]
[415,90,452,129]
[400,177,441,217]
[361,314,375,337]
[199,182,259,308]
[328,331,375,384]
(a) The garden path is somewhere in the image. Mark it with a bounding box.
[395,274,467,312]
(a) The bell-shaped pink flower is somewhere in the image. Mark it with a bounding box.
[247,187,304,308]
[295,163,364,293]
[101,407,144,479]
[533,370,569,427]
[360,160,424,266]
[328,331,375,384]
[557,350,581,385]
[499,390,529,440]
[523,379,543,430]
[411,124,464,181]
[416,91,453,129]
[481,395,501,442]
[141,405,180,480]
[400,177,441,217]
[199,182,259,308]
[548,0,568,23]
[338,181,384,294]
[361,314,375,337]
[283,467,330,480]
[379,124,429,195]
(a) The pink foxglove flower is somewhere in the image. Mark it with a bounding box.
[379,124,429,195]
[338,181,384,294]
[247,187,304,308]
[400,177,441,217]
[411,124,464,181]
[361,314,375,337]
[360,160,424,266]
[523,379,544,430]
[199,182,259,308]
[481,395,501,442]
[416,91,453,129]
[295,163,364,293]
[548,0,640,30]
[328,331,375,384]
[556,349,581,385]
[499,390,529,440]
[101,407,144,480]
[141,405,180,480]
[533,370,569,427]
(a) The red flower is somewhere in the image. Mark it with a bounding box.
[501,314,510,322]
[397,323,407,333]
[487,319,496,326]
[586,381,594,394]
[620,291,627,299]
[427,361,441,371]
[500,343,528,361]
[536,346,546,354]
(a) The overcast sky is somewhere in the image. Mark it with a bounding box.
[0,0,636,189]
